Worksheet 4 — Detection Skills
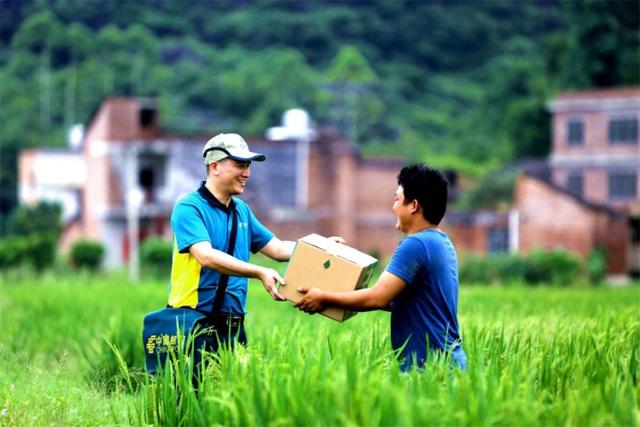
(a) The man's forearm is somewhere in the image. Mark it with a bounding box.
[261,239,296,261]
[198,247,264,278]
[283,240,296,258]
[297,271,404,314]
[322,288,387,312]
[192,244,285,301]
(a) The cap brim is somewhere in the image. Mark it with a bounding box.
[227,149,266,162]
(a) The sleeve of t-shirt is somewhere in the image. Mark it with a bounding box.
[385,236,427,286]
[247,208,274,253]
[171,201,211,254]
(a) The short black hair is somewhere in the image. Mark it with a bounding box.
[397,164,448,225]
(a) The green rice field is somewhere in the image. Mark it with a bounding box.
[0,267,638,426]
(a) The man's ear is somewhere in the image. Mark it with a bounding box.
[411,199,422,214]
[210,162,220,176]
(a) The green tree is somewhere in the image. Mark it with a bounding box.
[9,201,63,237]
[2,201,63,271]
[558,0,640,88]
[1,0,638,222]
[325,45,382,143]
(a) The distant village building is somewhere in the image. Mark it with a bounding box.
[514,174,631,275]
[446,87,640,277]
[19,98,404,268]
[549,88,639,214]
[18,89,640,277]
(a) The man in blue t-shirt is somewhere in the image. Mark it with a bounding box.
[296,164,466,371]
[169,133,344,365]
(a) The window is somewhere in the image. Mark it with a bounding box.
[608,172,637,199]
[138,154,166,203]
[140,108,156,128]
[567,119,584,145]
[566,173,583,197]
[608,118,638,144]
[630,217,640,244]
[487,227,509,254]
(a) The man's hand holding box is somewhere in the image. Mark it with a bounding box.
[279,234,378,322]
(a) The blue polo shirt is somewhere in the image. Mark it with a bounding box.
[386,229,463,370]
[167,183,274,315]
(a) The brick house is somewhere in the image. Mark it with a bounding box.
[19,98,404,268]
[446,87,639,277]
[549,88,639,213]
[514,173,631,275]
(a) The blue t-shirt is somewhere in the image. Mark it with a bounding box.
[385,229,462,369]
[167,183,274,314]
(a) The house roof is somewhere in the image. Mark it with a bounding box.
[548,87,640,113]
[522,172,627,218]
[554,87,640,101]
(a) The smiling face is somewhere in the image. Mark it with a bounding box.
[392,185,416,233]
[211,158,252,197]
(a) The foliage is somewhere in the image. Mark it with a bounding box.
[8,201,63,238]
[327,45,377,83]
[0,0,638,217]
[459,253,527,285]
[0,234,32,269]
[0,231,58,272]
[455,169,520,211]
[29,234,58,272]
[0,201,62,270]
[524,248,583,286]
[0,273,638,425]
[69,240,105,271]
[324,45,382,144]
[460,248,585,286]
[587,247,607,285]
[141,236,172,278]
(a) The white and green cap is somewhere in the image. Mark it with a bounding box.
[202,133,266,165]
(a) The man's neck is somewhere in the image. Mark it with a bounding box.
[406,219,438,235]
[204,180,232,207]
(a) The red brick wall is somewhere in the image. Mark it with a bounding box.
[84,98,158,142]
[444,222,490,256]
[356,161,403,213]
[81,98,162,243]
[307,135,339,209]
[553,111,639,157]
[552,168,610,208]
[550,90,640,214]
[515,174,629,274]
[355,223,401,261]
[593,212,630,274]
[260,137,405,260]
[516,175,596,257]
[334,150,357,244]
[82,141,110,240]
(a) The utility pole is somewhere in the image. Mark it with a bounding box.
[509,208,519,254]
[126,145,142,282]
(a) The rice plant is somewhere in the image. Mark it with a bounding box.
[1,270,638,426]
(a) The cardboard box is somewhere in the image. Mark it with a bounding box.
[280,234,378,322]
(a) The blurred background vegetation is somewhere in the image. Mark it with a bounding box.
[0,0,638,234]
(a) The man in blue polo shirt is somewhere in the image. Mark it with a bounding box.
[169,133,305,361]
[295,164,466,372]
